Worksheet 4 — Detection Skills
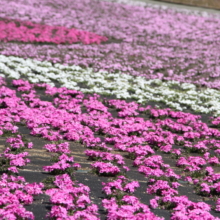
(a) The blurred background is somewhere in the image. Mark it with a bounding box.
[155,0,220,9]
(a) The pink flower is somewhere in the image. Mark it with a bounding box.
[8,166,18,173]
[200,183,211,193]
[150,198,159,209]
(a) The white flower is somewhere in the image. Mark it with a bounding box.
[1,54,220,116]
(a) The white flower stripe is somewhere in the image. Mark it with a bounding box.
[0,54,220,115]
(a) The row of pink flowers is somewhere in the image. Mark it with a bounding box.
[0,174,43,219]
[0,77,101,219]
[0,18,108,44]
[0,88,44,219]
[41,135,99,218]
[45,173,100,219]
[150,194,215,220]
[102,176,163,219]
[1,77,220,218]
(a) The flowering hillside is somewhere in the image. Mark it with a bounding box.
[0,0,219,219]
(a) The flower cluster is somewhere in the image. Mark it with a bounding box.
[91,161,121,176]
[150,195,218,220]
[85,150,129,176]
[45,174,99,219]
[43,153,81,176]
[43,142,81,174]
[0,18,108,44]
[0,77,219,218]
[102,176,163,220]
[0,134,33,174]
[0,174,44,219]
[216,199,220,212]
[107,100,139,117]
[2,55,220,116]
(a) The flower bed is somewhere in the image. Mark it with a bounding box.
[0,0,220,219]
[2,55,220,116]
[0,174,43,219]
[0,77,220,218]
[0,18,108,45]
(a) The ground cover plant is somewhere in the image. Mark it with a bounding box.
[2,55,220,116]
[0,0,220,219]
[0,0,220,88]
[0,77,219,219]
[0,18,108,45]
